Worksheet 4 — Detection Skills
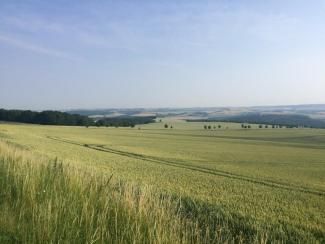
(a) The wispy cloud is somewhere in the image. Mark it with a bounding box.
[2,16,64,33]
[77,31,140,52]
[246,13,300,43]
[0,34,82,61]
[1,14,140,53]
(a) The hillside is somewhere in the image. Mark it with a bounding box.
[189,113,325,128]
[66,104,325,122]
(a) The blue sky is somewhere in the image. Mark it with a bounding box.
[1,0,325,110]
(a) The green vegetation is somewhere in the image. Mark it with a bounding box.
[190,113,325,129]
[95,116,156,127]
[0,120,324,243]
[0,109,156,128]
[0,109,93,126]
[0,141,221,243]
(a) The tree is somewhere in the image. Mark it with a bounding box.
[265,125,268,128]
[247,125,251,129]
[207,125,211,130]
[218,125,221,129]
[259,125,263,128]
[241,124,245,128]
[96,116,156,127]
[164,124,168,128]
[170,126,173,129]
[204,125,207,130]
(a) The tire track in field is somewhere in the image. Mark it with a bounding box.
[46,136,325,197]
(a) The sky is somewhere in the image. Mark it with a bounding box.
[1,0,325,110]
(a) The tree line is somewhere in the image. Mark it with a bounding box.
[0,109,93,126]
[0,109,156,127]
[188,113,325,129]
[203,125,222,130]
[95,116,156,127]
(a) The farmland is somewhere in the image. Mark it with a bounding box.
[0,120,325,243]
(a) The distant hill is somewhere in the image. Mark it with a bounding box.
[200,113,325,128]
[66,104,325,121]
[66,109,147,117]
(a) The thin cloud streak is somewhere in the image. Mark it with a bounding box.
[2,16,64,33]
[0,34,82,61]
[1,15,141,53]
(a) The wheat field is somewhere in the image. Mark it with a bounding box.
[0,121,324,243]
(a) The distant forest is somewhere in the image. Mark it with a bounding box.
[95,116,156,127]
[188,113,325,129]
[0,109,156,127]
[0,109,93,126]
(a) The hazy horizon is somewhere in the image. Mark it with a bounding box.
[1,0,325,110]
[2,103,325,112]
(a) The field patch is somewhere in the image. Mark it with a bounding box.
[0,122,324,242]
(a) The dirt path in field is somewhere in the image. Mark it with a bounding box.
[46,136,325,197]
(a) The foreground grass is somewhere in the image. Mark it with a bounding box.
[0,140,303,243]
[0,141,234,243]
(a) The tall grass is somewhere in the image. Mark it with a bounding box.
[0,140,320,243]
[0,141,222,243]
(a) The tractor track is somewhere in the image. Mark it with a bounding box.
[46,135,325,197]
